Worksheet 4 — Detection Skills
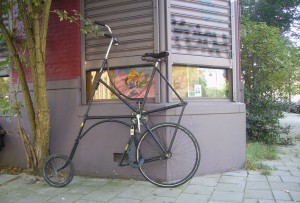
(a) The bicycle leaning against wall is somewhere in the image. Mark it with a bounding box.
[42,22,201,188]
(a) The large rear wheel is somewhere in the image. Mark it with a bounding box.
[137,123,200,187]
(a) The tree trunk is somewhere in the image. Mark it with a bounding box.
[0,0,52,174]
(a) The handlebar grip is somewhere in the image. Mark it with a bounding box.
[104,33,112,38]
[94,21,106,26]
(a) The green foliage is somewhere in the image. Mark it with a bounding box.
[245,93,290,144]
[241,18,299,144]
[0,77,15,117]
[277,136,295,146]
[52,10,104,38]
[241,0,300,33]
[0,96,21,117]
[0,77,9,97]
[0,57,9,71]
[245,142,278,175]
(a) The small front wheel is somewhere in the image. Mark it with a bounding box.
[137,123,200,187]
[42,154,74,187]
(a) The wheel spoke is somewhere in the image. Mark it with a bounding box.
[42,154,74,187]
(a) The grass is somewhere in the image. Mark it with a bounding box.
[245,142,278,176]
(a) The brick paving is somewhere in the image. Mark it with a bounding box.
[1,112,299,203]
[0,140,299,203]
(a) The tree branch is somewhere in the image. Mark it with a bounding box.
[41,1,52,54]
[0,0,37,142]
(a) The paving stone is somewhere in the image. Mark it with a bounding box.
[267,175,282,182]
[272,190,292,201]
[97,181,134,192]
[247,171,262,175]
[210,191,243,202]
[271,171,292,176]
[244,190,274,200]
[80,178,111,187]
[247,175,268,182]
[215,183,245,192]
[277,201,299,203]
[0,194,23,203]
[285,161,300,167]
[209,201,239,203]
[243,200,275,203]
[66,184,99,195]
[107,197,140,203]
[219,176,246,184]
[130,180,158,189]
[290,170,300,177]
[14,194,52,203]
[222,170,248,177]
[36,186,69,196]
[280,176,300,183]
[189,176,219,186]
[262,160,285,167]
[269,182,300,191]
[183,184,215,195]
[151,187,183,198]
[246,181,270,190]
[275,166,290,171]
[289,191,300,201]
[0,139,299,203]
[141,195,176,203]
[243,199,258,203]
[0,174,19,185]
[203,174,222,179]
[286,166,299,171]
[75,200,104,203]
[175,193,209,203]
[1,187,34,200]
[81,190,118,202]
[0,184,22,197]
[116,185,154,200]
[47,193,84,203]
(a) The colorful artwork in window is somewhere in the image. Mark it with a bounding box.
[87,67,155,101]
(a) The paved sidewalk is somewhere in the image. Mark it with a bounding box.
[0,141,299,203]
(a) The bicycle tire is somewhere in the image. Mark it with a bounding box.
[137,123,200,187]
[42,154,74,187]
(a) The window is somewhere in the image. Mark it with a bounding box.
[172,65,231,99]
[86,66,156,101]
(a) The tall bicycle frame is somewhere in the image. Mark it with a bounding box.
[42,22,200,188]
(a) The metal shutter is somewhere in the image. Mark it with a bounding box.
[84,0,157,69]
[170,0,232,59]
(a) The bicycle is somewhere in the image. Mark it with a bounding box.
[42,22,201,188]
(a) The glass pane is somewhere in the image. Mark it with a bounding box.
[87,67,155,101]
[172,65,230,99]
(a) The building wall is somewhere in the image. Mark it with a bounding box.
[0,0,81,168]
[0,0,246,178]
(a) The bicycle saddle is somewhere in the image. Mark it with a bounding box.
[142,51,169,60]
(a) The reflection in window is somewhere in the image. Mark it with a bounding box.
[87,67,155,101]
[172,65,230,99]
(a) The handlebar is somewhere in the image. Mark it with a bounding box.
[94,21,106,27]
[94,21,118,45]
